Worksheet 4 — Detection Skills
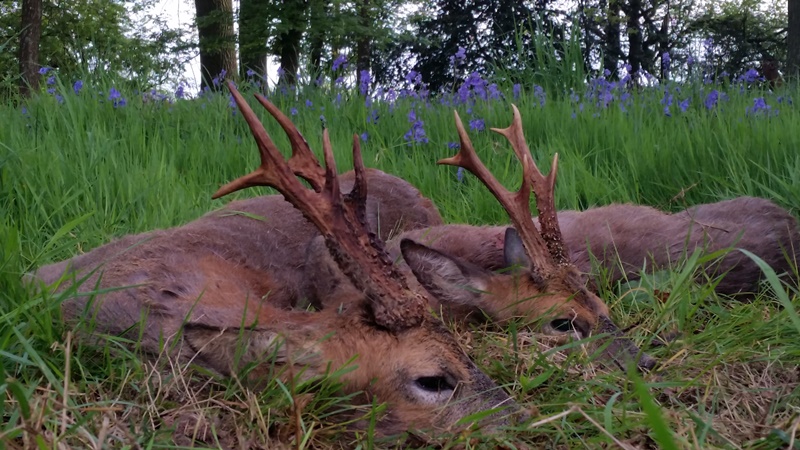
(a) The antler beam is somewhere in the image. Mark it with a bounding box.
[438,105,569,281]
[215,81,426,331]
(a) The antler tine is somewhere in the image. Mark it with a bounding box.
[215,82,426,331]
[438,109,557,275]
[254,94,326,192]
[490,105,569,265]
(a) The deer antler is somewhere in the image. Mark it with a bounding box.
[438,105,569,281]
[215,81,426,331]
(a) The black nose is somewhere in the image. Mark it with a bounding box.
[638,353,657,371]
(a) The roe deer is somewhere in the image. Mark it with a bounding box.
[36,83,522,436]
[29,169,443,310]
[386,196,800,299]
[761,59,784,90]
[304,106,656,371]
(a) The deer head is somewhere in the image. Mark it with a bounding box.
[184,82,523,435]
[402,105,655,371]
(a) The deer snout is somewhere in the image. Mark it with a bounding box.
[595,316,657,372]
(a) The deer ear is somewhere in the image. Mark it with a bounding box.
[182,324,320,377]
[503,227,530,271]
[400,239,490,307]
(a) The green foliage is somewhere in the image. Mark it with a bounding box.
[1,74,799,447]
[0,0,193,97]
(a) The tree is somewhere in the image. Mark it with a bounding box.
[18,0,42,98]
[239,0,270,76]
[195,0,238,90]
[789,0,800,77]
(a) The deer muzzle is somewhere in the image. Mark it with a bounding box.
[595,316,657,371]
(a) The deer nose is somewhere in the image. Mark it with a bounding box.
[638,352,658,371]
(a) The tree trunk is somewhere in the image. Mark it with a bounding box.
[18,0,43,98]
[604,0,621,76]
[789,0,800,78]
[275,0,306,85]
[356,0,371,75]
[308,0,329,75]
[625,0,645,79]
[195,0,238,91]
[239,0,268,77]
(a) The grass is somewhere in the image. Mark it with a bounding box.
[1,73,800,448]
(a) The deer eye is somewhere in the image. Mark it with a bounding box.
[415,376,454,393]
[550,319,575,333]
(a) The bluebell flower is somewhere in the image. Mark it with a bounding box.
[405,70,419,85]
[108,87,126,107]
[359,70,371,96]
[534,85,545,107]
[687,55,695,67]
[332,55,347,71]
[488,83,502,100]
[403,109,428,144]
[38,67,51,75]
[21,106,28,116]
[47,87,55,94]
[335,76,344,86]
[305,99,313,108]
[290,107,298,116]
[72,80,83,95]
[469,118,485,131]
[277,67,286,78]
[662,51,671,71]
[175,84,185,99]
[367,109,379,124]
[705,90,719,110]
[742,68,760,83]
[513,84,521,100]
[746,97,774,116]
[456,167,465,183]
[603,68,611,77]
[46,75,55,85]
[246,69,257,77]
[360,132,368,142]
[679,98,690,112]
[447,142,460,149]
[455,47,466,60]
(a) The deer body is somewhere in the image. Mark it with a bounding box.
[32,169,443,311]
[391,196,799,297]
[33,86,523,437]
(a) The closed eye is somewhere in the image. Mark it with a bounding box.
[415,376,454,393]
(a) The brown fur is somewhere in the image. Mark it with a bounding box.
[31,169,443,310]
[28,166,526,435]
[761,59,784,90]
[390,196,800,297]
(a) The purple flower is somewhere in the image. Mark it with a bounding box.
[367,109,379,124]
[447,142,460,149]
[456,167,465,183]
[360,132,368,142]
[305,99,313,108]
[533,85,546,107]
[228,94,236,109]
[38,67,51,75]
[320,114,326,123]
[335,76,344,86]
[405,70,419,85]
[746,97,774,116]
[359,70,371,96]
[513,84,521,100]
[46,87,55,95]
[46,75,55,85]
[662,51,671,71]
[277,67,286,78]
[55,94,64,104]
[661,89,673,107]
[705,89,719,110]
[333,55,347,71]
[403,109,428,144]
[679,98,690,112]
[742,68,760,83]
[108,87,126,107]
[455,47,466,60]
[603,68,611,77]
[246,69,256,77]
[469,118,485,131]
[687,55,695,67]
[175,84,185,99]
[21,106,28,116]
[290,107,298,116]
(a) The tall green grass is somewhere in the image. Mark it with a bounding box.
[1,74,799,448]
